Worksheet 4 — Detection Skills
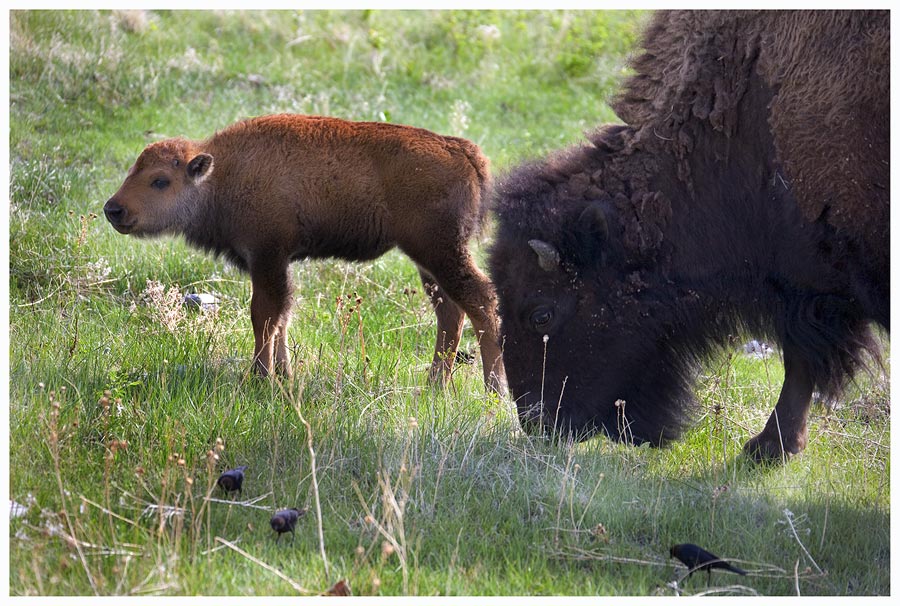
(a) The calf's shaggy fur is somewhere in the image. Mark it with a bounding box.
[104,114,506,393]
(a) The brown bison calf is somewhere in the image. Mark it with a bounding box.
[104,114,506,394]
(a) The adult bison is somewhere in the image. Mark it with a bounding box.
[489,11,888,462]
[104,114,506,394]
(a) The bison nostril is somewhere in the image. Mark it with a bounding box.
[103,200,124,223]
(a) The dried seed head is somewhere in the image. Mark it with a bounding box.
[355,545,365,557]
[364,515,375,525]
[381,541,395,558]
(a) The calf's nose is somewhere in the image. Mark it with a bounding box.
[103,199,125,224]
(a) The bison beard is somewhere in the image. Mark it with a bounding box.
[489,10,888,462]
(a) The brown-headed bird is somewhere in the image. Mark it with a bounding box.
[270,507,307,543]
[670,543,747,582]
[216,465,248,496]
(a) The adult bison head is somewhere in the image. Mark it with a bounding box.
[489,161,689,446]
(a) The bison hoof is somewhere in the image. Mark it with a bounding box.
[743,431,806,464]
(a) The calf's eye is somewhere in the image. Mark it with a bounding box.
[151,178,170,190]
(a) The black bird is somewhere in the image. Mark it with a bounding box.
[216,466,248,497]
[670,543,747,582]
[270,507,307,542]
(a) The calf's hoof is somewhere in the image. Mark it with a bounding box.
[276,361,294,379]
[488,371,508,398]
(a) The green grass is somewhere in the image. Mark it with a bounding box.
[8,9,890,596]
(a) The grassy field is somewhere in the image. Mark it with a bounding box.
[7,10,890,596]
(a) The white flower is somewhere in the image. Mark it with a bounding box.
[476,24,501,41]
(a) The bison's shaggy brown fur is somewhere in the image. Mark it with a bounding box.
[490,10,888,462]
[105,114,506,393]
[617,11,890,282]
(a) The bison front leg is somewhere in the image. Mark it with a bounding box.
[249,260,294,378]
[743,344,815,463]
[419,269,466,387]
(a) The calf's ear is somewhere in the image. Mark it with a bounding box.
[577,202,609,265]
[187,153,214,182]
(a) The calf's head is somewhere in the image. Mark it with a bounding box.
[104,138,214,236]
[490,198,687,446]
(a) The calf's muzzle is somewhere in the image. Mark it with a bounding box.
[103,199,132,233]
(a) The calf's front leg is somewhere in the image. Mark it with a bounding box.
[249,259,294,378]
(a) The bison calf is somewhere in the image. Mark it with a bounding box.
[104,114,506,393]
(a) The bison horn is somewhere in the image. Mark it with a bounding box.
[528,239,560,272]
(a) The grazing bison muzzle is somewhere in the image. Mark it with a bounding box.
[490,11,889,461]
[104,114,506,394]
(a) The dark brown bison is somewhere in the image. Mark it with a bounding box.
[104,114,506,394]
[489,10,888,462]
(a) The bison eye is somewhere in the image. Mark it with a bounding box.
[530,307,554,331]
[151,178,170,190]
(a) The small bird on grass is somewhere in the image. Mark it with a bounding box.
[270,507,307,543]
[670,543,747,583]
[216,466,248,497]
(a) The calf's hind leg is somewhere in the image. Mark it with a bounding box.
[249,258,294,378]
[413,250,507,396]
[418,269,466,387]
